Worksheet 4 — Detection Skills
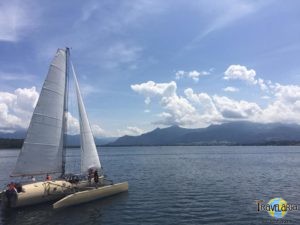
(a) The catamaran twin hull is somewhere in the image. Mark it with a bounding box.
[2,180,75,208]
[53,182,128,209]
[1,179,128,209]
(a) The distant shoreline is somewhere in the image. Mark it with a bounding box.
[1,139,300,149]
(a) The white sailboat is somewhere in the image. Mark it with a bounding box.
[0,48,128,209]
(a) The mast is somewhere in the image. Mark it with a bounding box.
[62,47,70,176]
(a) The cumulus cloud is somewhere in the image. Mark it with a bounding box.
[224,64,272,92]
[158,94,198,126]
[213,95,262,120]
[184,88,222,125]
[175,70,209,82]
[224,64,257,84]
[131,77,300,128]
[0,87,106,137]
[223,86,239,92]
[0,87,38,131]
[132,81,220,127]
[259,84,300,124]
[131,80,176,98]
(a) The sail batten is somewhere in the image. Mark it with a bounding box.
[11,49,67,177]
[71,63,101,174]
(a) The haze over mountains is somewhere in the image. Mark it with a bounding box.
[2,122,300,147]
[109,122,300,146]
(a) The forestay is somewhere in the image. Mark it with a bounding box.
[71,63,101,174]
[12,49,67,176]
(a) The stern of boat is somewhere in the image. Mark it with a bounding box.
[0,189,18,208]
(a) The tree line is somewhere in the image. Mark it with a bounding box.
[0,138,24,149]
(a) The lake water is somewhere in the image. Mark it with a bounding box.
[1,146,300,225]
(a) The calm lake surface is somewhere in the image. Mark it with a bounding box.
[1,146,300,225]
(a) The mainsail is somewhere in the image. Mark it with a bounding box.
[12,49,67,176]
[71,63,101,174]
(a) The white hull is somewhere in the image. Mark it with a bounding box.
[1,178,104,208]
[53,182,128,209]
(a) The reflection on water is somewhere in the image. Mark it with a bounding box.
[1,146,300,225]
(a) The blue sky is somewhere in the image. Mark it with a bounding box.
[1,0,300,137]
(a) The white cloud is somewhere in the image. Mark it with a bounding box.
[126,126,144,135]
[132,81,220,128]
[158,94,198,126]
[224,65,272,93]
[132,77,300,128]
[116,126,144,136]
[131,80,176,98]
[175,70,209,82]
[0,87,107,137]
[0,1,39,42]
[213,95,262,120]
[258,78,268,91]
[184,88,222,125]
[0,87,38,130]
[224,64,257,84]
[259,84,300,124]
[223,86,239,92]
[66,112,80,135]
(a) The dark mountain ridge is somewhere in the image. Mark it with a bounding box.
[109,122,300,146]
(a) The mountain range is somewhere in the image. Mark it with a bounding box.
[109,122,300,146]
[2,121,300,147]
[0,130,117,146]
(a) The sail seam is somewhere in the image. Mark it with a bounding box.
[42,86,64,96]
[29,121,62,128]
[33,113,63,121]
[50,63,65,73]
[23,142,60,147]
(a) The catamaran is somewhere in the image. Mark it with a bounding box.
[0,48,128,209]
